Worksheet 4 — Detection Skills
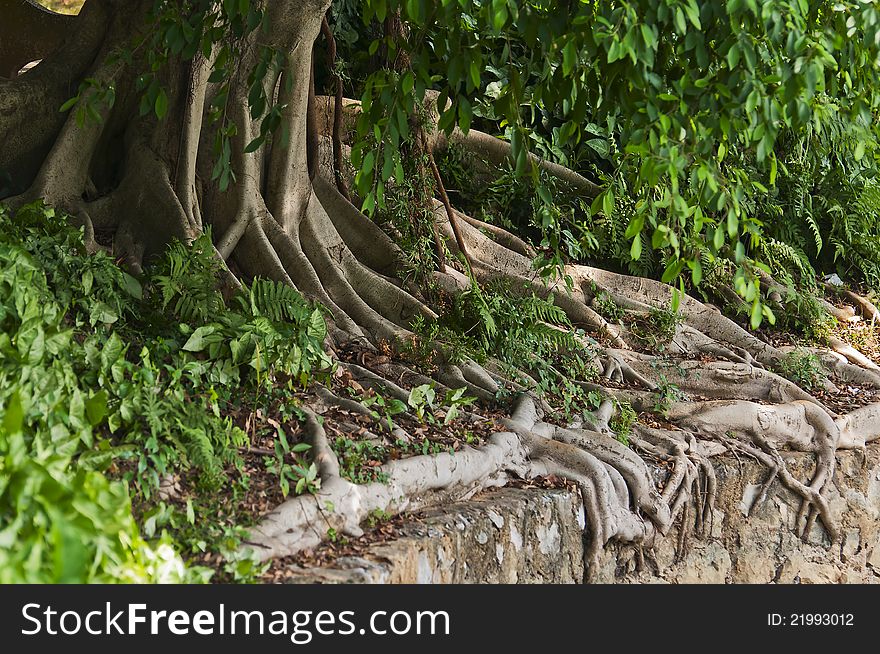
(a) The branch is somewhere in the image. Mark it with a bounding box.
[437,127,602,198]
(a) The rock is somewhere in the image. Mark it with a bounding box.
[842,529,861,561]
[282,446,880,585]
[283,488,584,584]
[487,509,505,529]
[778,554,841,584]
[732,545,778,584]
[739,483,763,516]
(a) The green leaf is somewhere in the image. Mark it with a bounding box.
[59,96,80,113]
[183,325,219,352]
[492,1,508,31]
[2,391,24,435]
[100,332,125,370]
[154,89,169,120]
[727,43,741,69]
[90,302,118,326]
[750,300,763,329]
[602,189,615,217]
[562,40,577,75]
[691,259,703,286]
[122,273,143,299]
[307,309,326,341]
[630,235,642,260]
[84,391,109,427]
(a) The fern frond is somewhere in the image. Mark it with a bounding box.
[239,278,310,323]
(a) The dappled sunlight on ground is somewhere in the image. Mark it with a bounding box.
[37,0,83,15]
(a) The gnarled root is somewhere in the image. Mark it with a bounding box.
[246,405,523,560]
[666,399,841,541]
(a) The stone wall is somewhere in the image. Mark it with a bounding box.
[284,488,585,583]
[282,445,880,584]
[596,445,880,583]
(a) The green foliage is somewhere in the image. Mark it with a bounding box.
[775,349,825,391]
[409,278,603,422]
[238,278,316,324]
[0,204,200,582]
[436,279,578,362]
[653,375,686,418]
[262,428,320,498]
[0,389,200,583]
[0,202,331,582]
[375,147,446,286]
[754,109,880,294]
[344,0,880,321]
[593,290,627,323]
[407,384,476,426]
[137,497,269,583]
[332,437,390,485]
[151,233,225,324]
[609,401,637,447]
[64,0,880,324]
[365,508,392,528]
[358,389,408,431]
[630,307,683,350]
[775,287,836,343]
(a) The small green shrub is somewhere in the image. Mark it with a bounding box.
[775,349,825,391]
[407,384,476,426]
[631,307,682,349]
[609,400,637,447]
[652,375,686,417]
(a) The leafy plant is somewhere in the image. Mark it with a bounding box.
[407,384,476,426]
[365,508,392,529]
[631,307,682,349]
[593,290,626,323]
[0,206,202,582]
[0,203,333,582]
[262,427,319,498]
[653,376,686,418]
[359,389,408,431]
[151,232,224,324]
[775,349,825,391]
[609,401,637,447]
[415,279,579,366]
[332,437,389,485]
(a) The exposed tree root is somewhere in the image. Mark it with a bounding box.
[613,352,828,408]
[431,125,602,198]
[829,285,880,324]
[246,405,521,558]
[239,174,880,560]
